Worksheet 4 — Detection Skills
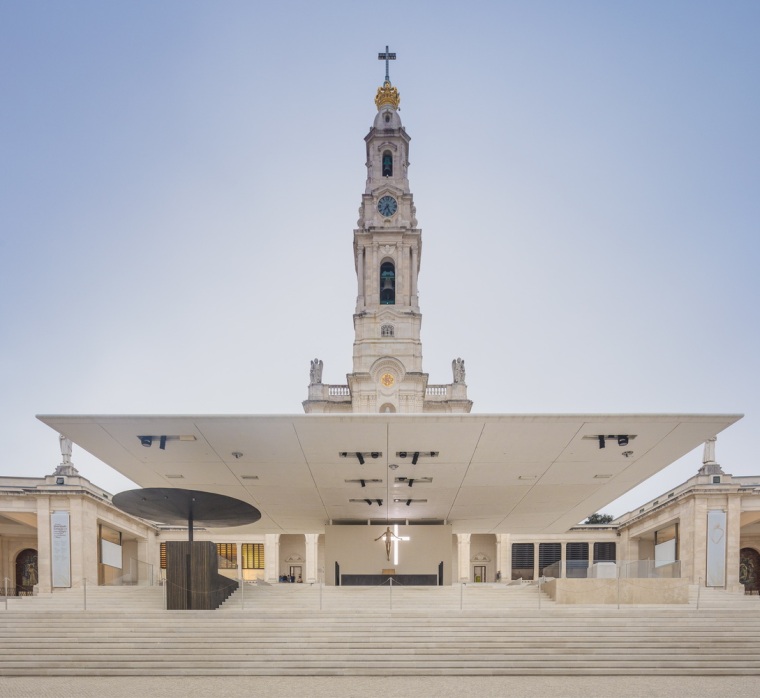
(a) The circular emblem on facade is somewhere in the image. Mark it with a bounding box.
[380,373,395,387]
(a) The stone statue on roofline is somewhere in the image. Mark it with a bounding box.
[54,433,80,476]
[698,436,724,476]
[310,358,323,384]
[452,357,466,384]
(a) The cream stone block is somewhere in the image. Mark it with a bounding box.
[543,578,689,604]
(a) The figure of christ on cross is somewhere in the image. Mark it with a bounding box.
[375,525,410,563]
[375,526,400,561]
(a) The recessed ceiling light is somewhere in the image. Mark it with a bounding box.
[594,474,613,479]
[518,475,537,480]
[241,475,259,480]
[165,474,184,479]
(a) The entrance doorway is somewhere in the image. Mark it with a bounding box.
[289,565,302,583]
[740,548,760,594]
[474,565,486,583]
[15,548,38,596]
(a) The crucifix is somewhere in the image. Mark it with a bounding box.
[375,524,410,563]
[378,45,396,83]
[392,524,410,565]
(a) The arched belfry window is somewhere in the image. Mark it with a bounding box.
[380,261,395,305]
[381,324,394,337]
[382,151,393,177]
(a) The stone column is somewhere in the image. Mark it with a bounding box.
[304,533,319,584]
[395,243,403,303]
[411,244,418,305]
[457,533,471,582]
[67,500,83,586]
[679,497,697,583]
[68,497,98,587]
[560,542,567,579]
[264,533,280,583]
[692,497,708,586]
[533,543,540,580]
[372,243,378,305]
[496,534,510,582]
[357,245,365,307]
[726,494,742,592]
[82,499,99,586]
[0,537,7,585]
[36,497,52,593]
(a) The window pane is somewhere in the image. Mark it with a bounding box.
[242,543,264,569]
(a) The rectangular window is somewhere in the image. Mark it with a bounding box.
[511,543,534,580]
[566,542,589,578]
[160,542,166,570]
[99,524,121,546]
[538,542,562,576]
[241,543,265,569]
[593,542,616,563]
[217,543,237,569]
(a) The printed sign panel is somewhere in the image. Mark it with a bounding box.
[51,510,71,588]
[706,509,727,587]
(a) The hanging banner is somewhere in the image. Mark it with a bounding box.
[706,509,727,587]
[51,510,71,588]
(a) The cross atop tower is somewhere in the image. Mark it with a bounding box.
[378,45,396,83]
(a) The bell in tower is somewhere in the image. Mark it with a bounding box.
[382,151,393,177]
[380,262,396,305]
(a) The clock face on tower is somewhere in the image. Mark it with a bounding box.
[377,195,398,217]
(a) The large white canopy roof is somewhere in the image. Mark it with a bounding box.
[38,413,741,534]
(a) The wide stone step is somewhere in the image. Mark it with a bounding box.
[2,585,759,676]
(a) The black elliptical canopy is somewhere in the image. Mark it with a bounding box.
[112,488,261,530]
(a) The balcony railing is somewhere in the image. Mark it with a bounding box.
[541,559,681,579]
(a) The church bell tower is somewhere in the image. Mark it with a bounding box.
[304,49,472,414]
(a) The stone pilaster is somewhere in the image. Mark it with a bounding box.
[304,533,320,584]
[264,533,280,583]
[496,534,510,582]
[457,533,471,582]
[36,497,52,593]
[727,494,742,592]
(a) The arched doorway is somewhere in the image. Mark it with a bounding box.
[739,547,760,594]
[15,548,38,596]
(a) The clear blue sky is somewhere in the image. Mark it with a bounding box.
[1,1,758,517]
